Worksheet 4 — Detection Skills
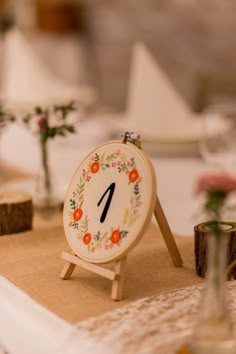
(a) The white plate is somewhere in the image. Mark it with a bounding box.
[140,114,229,156]
[142,140,200,157]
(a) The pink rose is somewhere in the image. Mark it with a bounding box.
[37,114,48,133]
[196,173,236,194]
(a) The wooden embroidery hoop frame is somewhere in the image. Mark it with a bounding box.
[60,132,183,301]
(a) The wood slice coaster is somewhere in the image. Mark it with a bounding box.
[194,221,236,280]
[0,192,33,235]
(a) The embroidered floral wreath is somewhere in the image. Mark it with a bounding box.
[68,149,143,253]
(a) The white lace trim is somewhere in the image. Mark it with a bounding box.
[70,282,236,354]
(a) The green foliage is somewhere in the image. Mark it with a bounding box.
[121,230,129,238]
[204,191,227,219]
[35,106,44,115]
[23,100,77,143]
[94,153,99,162]
[118,163,127,173]
[80,215,88,234]
[76,179,85,196]
[95,231,101,241]
[134,182,139,195]
[53,101,76,120]
[0,105,15,129]
[69,199,76,210]
[130,157,135,168]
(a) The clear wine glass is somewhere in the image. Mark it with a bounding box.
[199,105,236,174]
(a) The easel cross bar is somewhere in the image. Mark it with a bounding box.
[61,252,117,281]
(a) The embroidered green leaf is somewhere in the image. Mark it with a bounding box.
[120,153,127,161]
[128,215,139,227]
[77,232,83,240]
[130,157,135,168]
[99,231,108,242]
[95,231,101,241]
[134,182,139,195]
[121,230,129,238]
[76,182,85,195]
[72,221,79,230]
[123,208,129,225]
[69,198,76,210]
[94,153,100,162]
[80,214,88,233]
[78,200,84,209]
[109,153,117,161]
[100,152,105,164]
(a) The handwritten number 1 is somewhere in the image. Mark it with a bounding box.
[97,183,116,223]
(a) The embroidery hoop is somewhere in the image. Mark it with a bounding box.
[60,132,183,300]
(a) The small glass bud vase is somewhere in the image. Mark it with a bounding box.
[0,131,2,182]
[188,223,236,354]
[34,139,60,218]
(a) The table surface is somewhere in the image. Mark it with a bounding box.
[0,113,214,354]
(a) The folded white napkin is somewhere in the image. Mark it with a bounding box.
[126,43,226,144]
[0,276,112,354]
[0,276,71,354]
[1,28,96,109]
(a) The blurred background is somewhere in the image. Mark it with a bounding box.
[0,0,235,113]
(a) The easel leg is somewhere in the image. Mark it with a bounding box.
[60,260,76,279]
[154,196,183,267]
[111,257,127,301]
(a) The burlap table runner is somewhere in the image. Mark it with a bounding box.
[0,212,203,324]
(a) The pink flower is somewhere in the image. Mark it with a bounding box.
[37,114,48,133]
[196,173,236,194]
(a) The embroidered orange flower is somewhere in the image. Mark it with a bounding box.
[73,208,83,221]
[129,169,139,183]
[91,162,100,173]
[83,233,92,244]
[110,229,120,243]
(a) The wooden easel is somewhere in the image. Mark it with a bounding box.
[61,196,182,300]
[61,252,127,300]
[60,133,183,301]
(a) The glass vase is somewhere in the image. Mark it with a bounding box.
[34,139,60,218]
[188,225,236,353]
[0,130,2,182]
